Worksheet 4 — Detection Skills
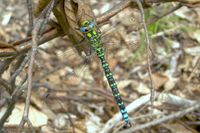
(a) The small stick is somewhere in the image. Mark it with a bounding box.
[10,55,29,83]
[133,0,155,110]
[147,4,182,25]
[18,0,57,132]
[26,0,34,36]
[119,103,200,133]
[0,59,14,75]
[100,94,153,133]
[0,75,27,131]
[187,57,200,82]
[101,92,197,133]
[0,78,11,93]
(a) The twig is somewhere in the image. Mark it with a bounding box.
[26,0,34,36]
[0,28,60,59]
[11,75,28,98]
[10,54,27,88]
[96,0,131,24]
[100,92,197,133]
[187,57,200,82]
[96,0,152,24]
[100,94,153,133]
[11,27,55,46]
[0,41,17,51]
[0,0,184,59]
[151,26,181,39]
[119,103,200,133]
[0,78,12,94]
[147,4,182,25]
[96,0,184,24]
[133,0,155,110]
[66,113,75,133]
[0,99,16,131]
[0,76,27,131]
[0,76,28,131]
[18,0,57,131]
[0,58,14,75]
[10,54,29,84]
[0,97,7,108]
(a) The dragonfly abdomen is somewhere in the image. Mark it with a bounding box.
[96,49,129,123]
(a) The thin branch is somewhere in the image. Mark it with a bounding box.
[0,99,16,130]
[0,41,17,51]
[26,0,34,36]
[0,58,14,75]
[119,103,200,133]
[147,4,182,25]
[19,0,57,131]
[10,54,29,83]
[96,0,131,24]
[1,82,28,132]
[66,113,75,133]
[0,78,12,94]
[133,0,155,109]
[0,28,60,59]
[100,92,197,133]
[100,94,153,133]
[11,27,55,46]
[11,75,28,98]
[0,0,185,59]
[0,75,27,130]
[96,0,188,24]
[187,57,200,82]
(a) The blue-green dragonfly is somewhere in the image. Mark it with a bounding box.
[79,19,130,125]
[48,17,138,126]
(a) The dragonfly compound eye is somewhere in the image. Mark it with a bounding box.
[89,21,95,28]
[80,27,89,32]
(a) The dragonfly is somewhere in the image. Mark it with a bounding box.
[41,14,139,127]
[79,19,130,125]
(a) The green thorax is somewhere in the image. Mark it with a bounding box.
[80,20,102,50]
[86,29,101,49]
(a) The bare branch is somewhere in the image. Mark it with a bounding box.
[10,54,29,84]
[100,92,198,133]
[119,103,200,133]
[19,0,57,131]
[26,0,34,36]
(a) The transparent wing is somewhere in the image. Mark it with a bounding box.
[100,23,141,70]
[56,45,95,84]
[34,15,142,125]
[39,21,141,88]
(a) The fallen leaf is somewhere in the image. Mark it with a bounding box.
[152,73,169,89]
[1,103,48,127]
[136,82,150,94]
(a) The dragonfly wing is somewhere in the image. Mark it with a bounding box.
[58,46,96,85]
[101,26,140,66]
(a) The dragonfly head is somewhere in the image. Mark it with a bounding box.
[80,19,95,33]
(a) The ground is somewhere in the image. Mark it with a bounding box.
[0,0,200,133]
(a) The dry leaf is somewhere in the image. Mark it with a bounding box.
[164,123,194,133]
[152,73,169,89]
[2,104,48,127]
[136,82,150,94]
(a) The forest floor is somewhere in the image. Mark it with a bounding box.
[0,0,200,133]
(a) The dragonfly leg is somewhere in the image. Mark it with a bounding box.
[79,37,85,45]
[97,26,102,34]
[123,121,132,129]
